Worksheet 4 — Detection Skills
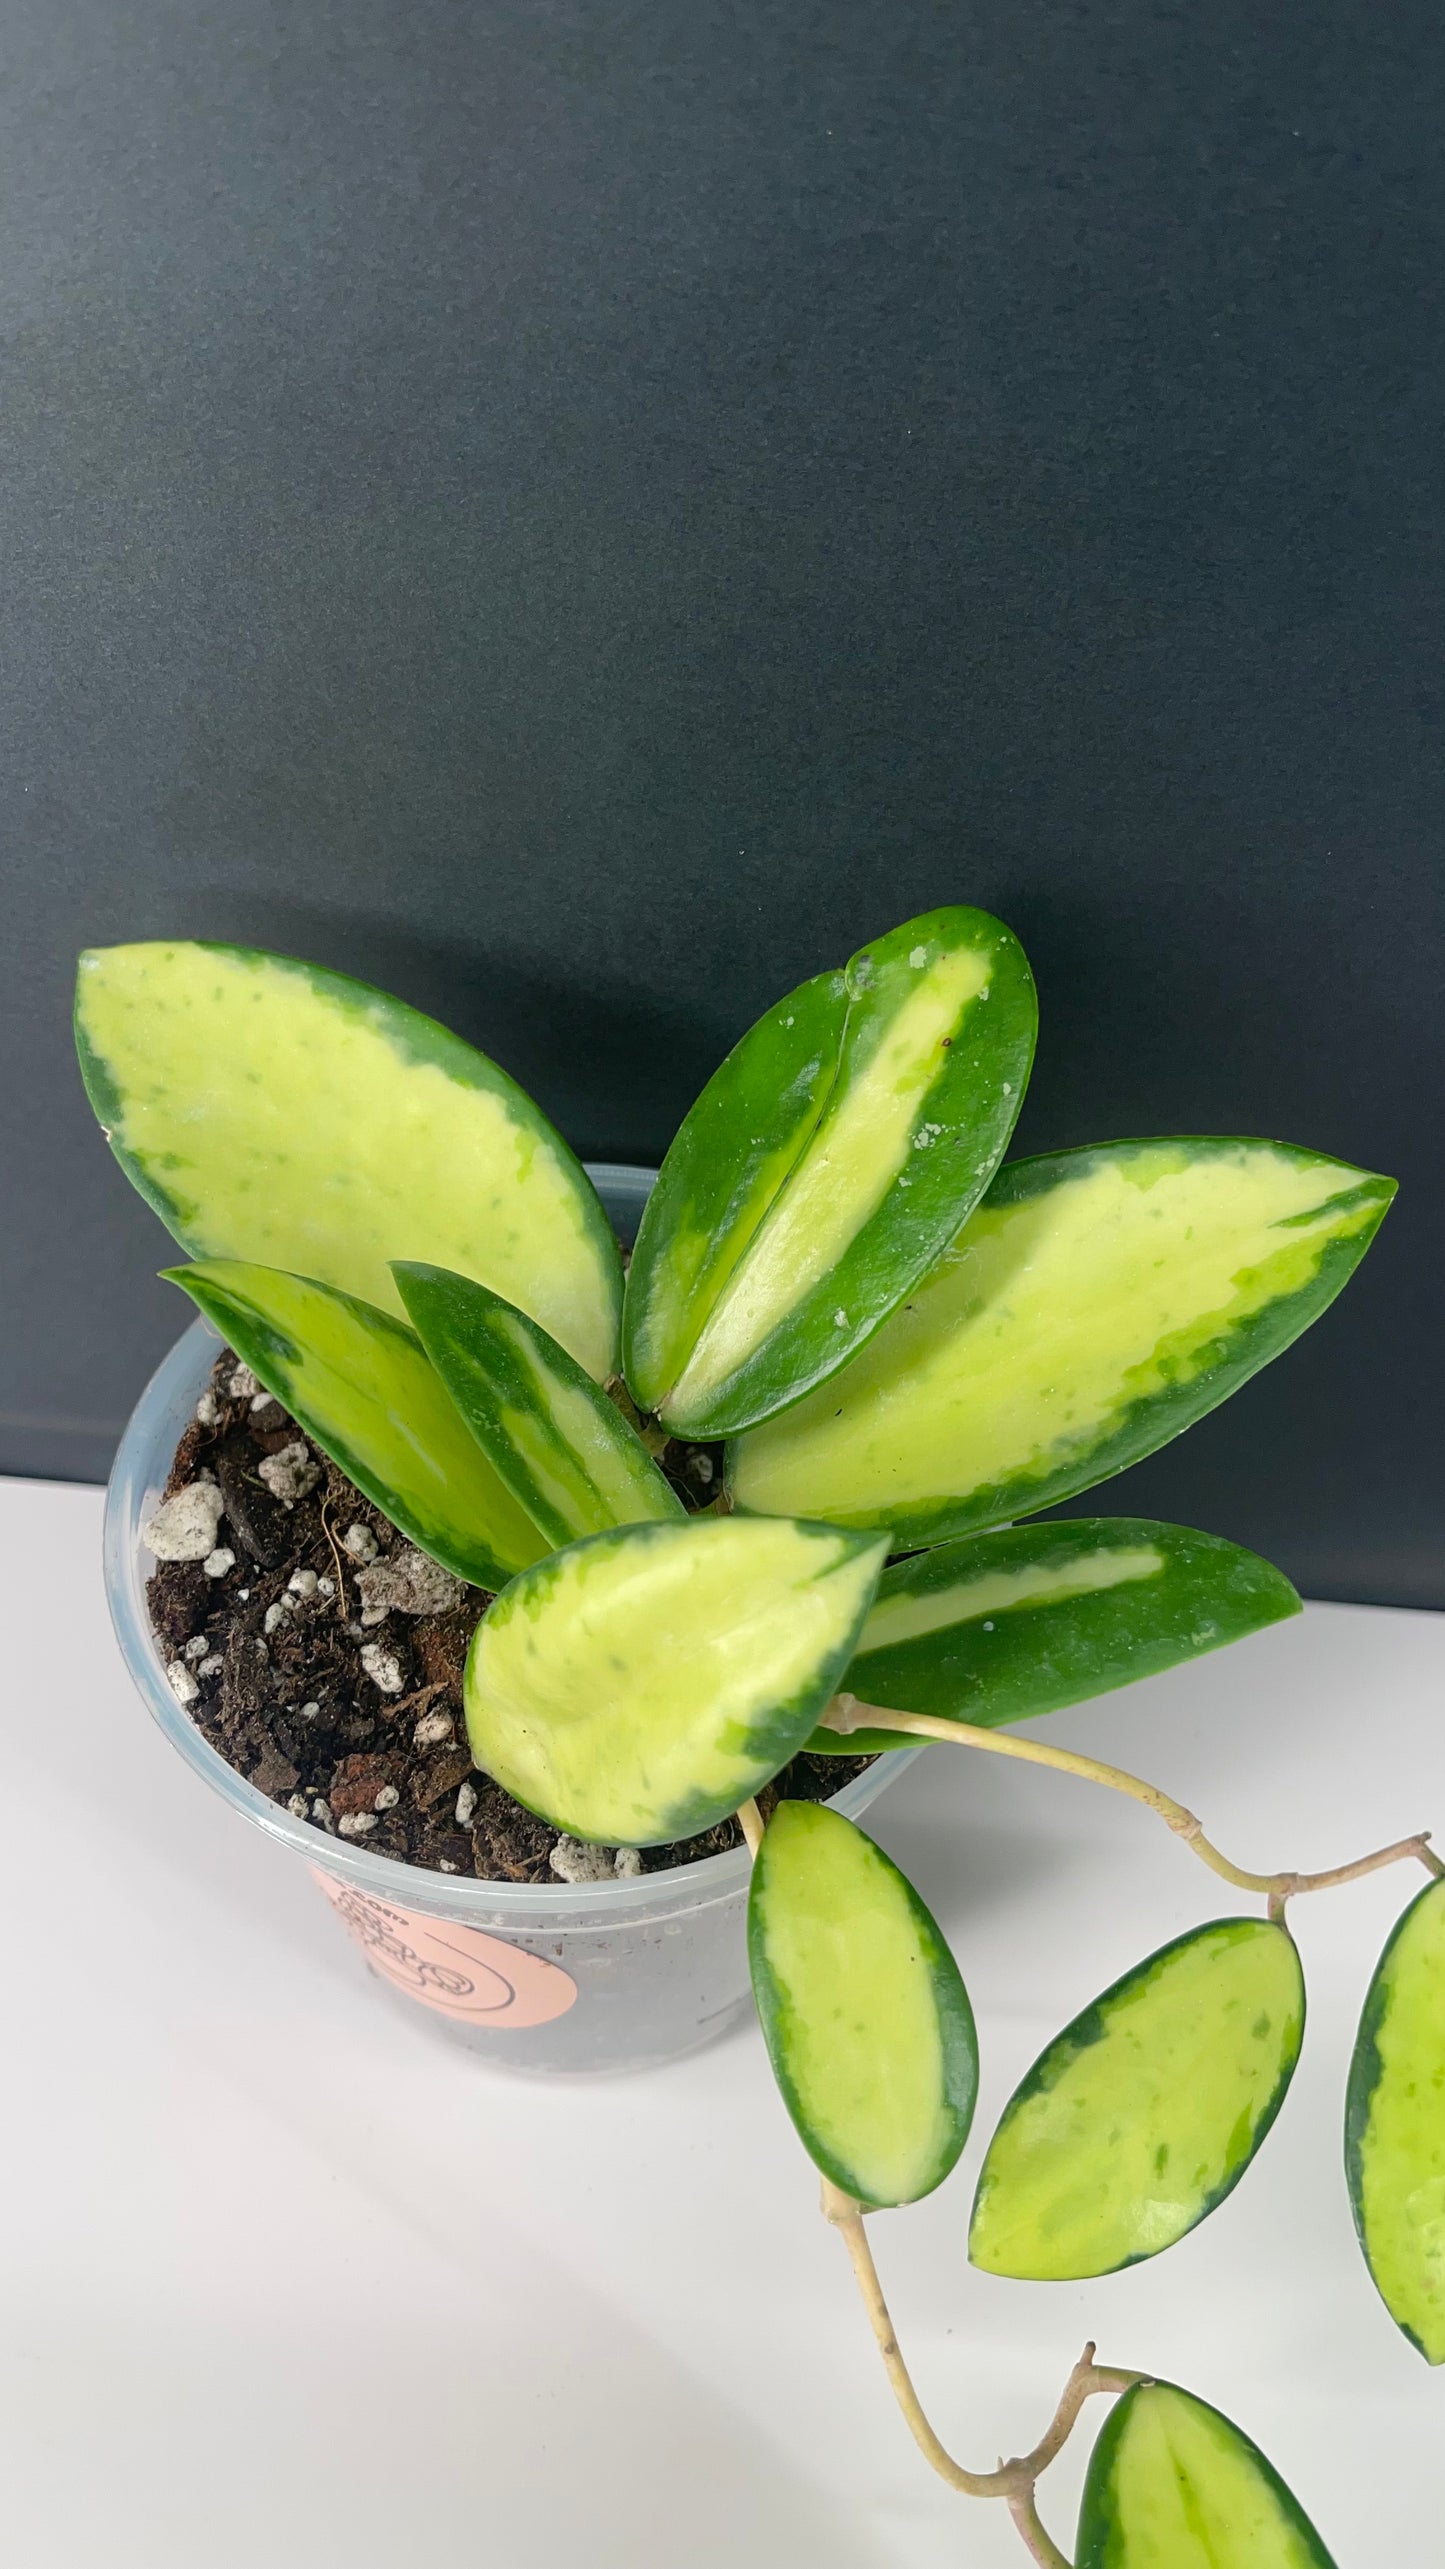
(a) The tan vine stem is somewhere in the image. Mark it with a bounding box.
[319,1499,349,1619]
[825,1695,1443,1904]
[736,1796,766,1857]
[1007,2486,1074,2569]
[820,2179,1139,2522]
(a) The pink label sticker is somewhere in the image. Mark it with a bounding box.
[313,1872,578,2027]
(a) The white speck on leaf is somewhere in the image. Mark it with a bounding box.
[909,945,928,967]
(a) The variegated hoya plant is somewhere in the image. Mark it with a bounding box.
[77,912,1442,2568]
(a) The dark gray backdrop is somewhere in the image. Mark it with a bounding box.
[5,0,1441,1605]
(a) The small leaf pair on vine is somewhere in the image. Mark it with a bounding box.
[77,908,1437,2565]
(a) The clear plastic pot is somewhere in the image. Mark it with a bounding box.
[103,1164,917,2075]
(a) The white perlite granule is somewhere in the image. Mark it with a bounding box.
[342,1522,379,1564]
[454,1779,477,1827]
[257,1441,322,1508]
[413,1708,454,1747]
[550,1836,621,1885]
[228,1363,259,1400]
[165,1659,200,1706]
[143,1481,225,1561]
[359,1641,404,1694]
[355,1546,468,1626]
[202,1546,235,1579]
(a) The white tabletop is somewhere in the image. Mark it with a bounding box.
[3,1475,1440,2567]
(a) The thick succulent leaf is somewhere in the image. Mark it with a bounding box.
[1345,1875,1445,2362]
[805,1517,1299,1752]
[644,907,1036,1437]
[392,1263,684,1550]
[166,1260,548,1589]
[76,941,622,1376]
[623,968,849,1412]
[1077,2382,1338,2569]
[969,1918,1304,2279]
[749,1802,977,2207]
[729,1138,1395,1546]
[464,1516,888,1845]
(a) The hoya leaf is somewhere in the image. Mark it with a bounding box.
[465,1516,888,1845]
[76,941,622,1377]
[729,1138,1395,1547]
[166,1260,548,1589]
[623,968,849,1412]
[640,907,1036,1437]
[392,1263,684,1550]
[969,1918,1304,2280]
[1077,2381,1338,2568]
[1345,1875,1445,2362]
[805,1517,1300,1752]
[749,1801,977,2207]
